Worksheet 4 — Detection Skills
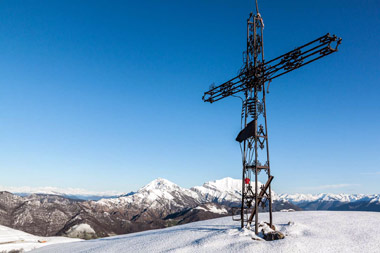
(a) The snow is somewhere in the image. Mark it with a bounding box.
[207,205,228,214]
[96,177,247,209]
[192,177,245,204]
[191,177,276,205]
[31,211,380,253]
[195,203,228,214]
[141,178,179,192]
[203,177,242,192]
[0,225,81,253]
[96,178,200,210]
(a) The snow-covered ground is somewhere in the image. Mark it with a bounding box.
[0,225,81,252]
[31,211,380,253]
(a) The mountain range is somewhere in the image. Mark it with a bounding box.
[0,177,378,240]
[277,193,380,211]
[0,185,122,200]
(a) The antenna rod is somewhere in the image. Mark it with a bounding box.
[255,0,260,14]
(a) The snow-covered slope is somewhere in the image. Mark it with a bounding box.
[0,224,81,253]
[191,177,270,206]
[31,211,380,253]
[191,177,243,205]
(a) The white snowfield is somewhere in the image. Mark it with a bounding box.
[31,211,380,253]
[0,225,81,252]
[195,203,228,214]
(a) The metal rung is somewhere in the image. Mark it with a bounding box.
[245,165,269,169]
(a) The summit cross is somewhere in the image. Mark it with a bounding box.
[202,1,341,234]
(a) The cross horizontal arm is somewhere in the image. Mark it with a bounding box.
[202,33,341,103]
[261,33,342,82]
[202,75,244,103]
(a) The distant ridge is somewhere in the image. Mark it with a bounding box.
[0,185,124,200]
[2,177,380,204]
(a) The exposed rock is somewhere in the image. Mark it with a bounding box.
[263,231,285,241]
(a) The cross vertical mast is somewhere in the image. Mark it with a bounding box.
[239,4,272,233]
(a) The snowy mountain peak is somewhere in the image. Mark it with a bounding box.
[97,178,200,210]
[202,177,242,192]
[141,178,180,192]
[191,178,244,205]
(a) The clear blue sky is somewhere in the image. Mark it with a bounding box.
[0,0,379,194]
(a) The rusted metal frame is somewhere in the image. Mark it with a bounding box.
[247,175,274,224]
[241,127,247,227]
[264,33,331,65]
[252,14,260,235]
[258,10,273,228]
[202,80,244,103]
[240,13,252,227]
[259,37,338,77]
[240,13,256,228]
[256,135,267,138]
[246,165,268,169]
[203,45,334,103]
[262,73,273,228]
[202,34,341,103]
[263,42,333,79]
[266,50,335,82]
[203,75,242,95]
[263,41,331,76]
